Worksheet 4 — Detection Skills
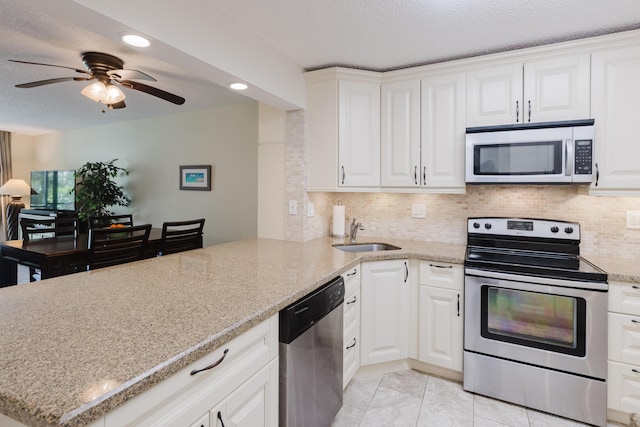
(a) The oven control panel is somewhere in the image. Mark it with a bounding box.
[468,217,580,240]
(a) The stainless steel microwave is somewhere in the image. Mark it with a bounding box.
[465,119,595,184]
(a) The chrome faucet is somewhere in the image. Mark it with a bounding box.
[349,218,364,242]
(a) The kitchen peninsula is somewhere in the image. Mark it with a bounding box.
[0,236,638,427]
[0,237,464,427]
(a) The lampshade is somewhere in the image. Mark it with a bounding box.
[0,179,32,197]
[81,81,126,105]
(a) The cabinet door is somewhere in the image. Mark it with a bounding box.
[381,79,421,187]
[523,53,590,123]
[418,286,463,372]
[608,360,640,414]
[338,80,381,187]
[360,260,409,365]
[591,44,640,193]
[609,312,640,366]
[213,360,278,427]
[466,62,523,126]
[421,72,466,189]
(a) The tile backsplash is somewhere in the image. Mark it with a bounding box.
[303,186,640,260]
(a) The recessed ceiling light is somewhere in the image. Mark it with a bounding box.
[229,82,248,91]
[122,34,151,48]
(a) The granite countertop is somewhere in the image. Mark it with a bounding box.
[1,236,636,427]
[0,236,465,427]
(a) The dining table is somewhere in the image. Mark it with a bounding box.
[0,227,163,287]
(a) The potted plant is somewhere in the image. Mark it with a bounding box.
[75,159,131,228]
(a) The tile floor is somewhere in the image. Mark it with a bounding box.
[331,369,624,427]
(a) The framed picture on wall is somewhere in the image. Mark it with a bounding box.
[179,165,212,191]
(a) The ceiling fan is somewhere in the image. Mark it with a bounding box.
[9,51,186,109]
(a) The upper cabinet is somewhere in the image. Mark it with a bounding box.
[466,53,590,126]
[590,43,640,195]
[305,68,381,191]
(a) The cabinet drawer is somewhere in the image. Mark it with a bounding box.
[609,282,640,315]
[419,261,463,290]
[344,289,360,340]
[609,312,640,365]
[608,360,640,414]
[105,315,277,427]
[342,264,360,297]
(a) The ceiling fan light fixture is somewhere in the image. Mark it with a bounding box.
[81,81,126,104]
[121,34,151,48]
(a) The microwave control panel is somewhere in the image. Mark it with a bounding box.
[574,140,593,175]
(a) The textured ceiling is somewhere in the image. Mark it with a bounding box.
[2,0,640,135]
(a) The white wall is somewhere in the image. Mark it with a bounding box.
[23,103,259,246]
[257,104,285,239]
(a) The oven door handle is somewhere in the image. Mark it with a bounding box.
[464,267,608,291]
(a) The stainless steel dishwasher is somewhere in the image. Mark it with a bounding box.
[279,276,345,427]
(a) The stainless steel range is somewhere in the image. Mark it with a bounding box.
[463,217,608,426]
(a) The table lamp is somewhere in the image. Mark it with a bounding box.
[0,179,32,240]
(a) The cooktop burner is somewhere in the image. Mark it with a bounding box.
[465,217,607,283]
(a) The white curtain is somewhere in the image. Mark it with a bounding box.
[0,131,12,241]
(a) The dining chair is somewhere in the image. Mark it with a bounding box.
[159,218,205,256]
[88,214,134,229]
[20,216,80,281]
[88,223,152,270]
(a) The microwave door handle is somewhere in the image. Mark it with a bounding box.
[565,139,574,176]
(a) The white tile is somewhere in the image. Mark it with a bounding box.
[342,374,382,411]
[359,386,422,427]
[417,376,473,427]
[474,394,529,427]
[379,369,428,397]
[331,404,365,427]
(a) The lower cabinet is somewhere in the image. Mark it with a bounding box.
[608,281,640,421]
[360,259,409,365]
[103,315,278,427]
[342,264,361,388]
[418,261,464,372]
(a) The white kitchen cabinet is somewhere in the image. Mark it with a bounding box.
[421,72,467,190]
[210,359,278,427]
[305,68,381,191]
[608,281,640,422]
[360,259,409,365]
[380,79,421,188]
[418,262,464,372]
[591,43,640,194]
[342,265,361,388]
[102,316,278,427]
[466,53,590,126]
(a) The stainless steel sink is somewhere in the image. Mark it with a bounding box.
[332,242,401,252]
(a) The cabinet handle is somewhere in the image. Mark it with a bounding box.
[516,100,519,123]
[190,349,229,376]
[346,337,357,350]
[341,166,345,185]
[423,166,426,186]
[347,295,357,305]
[414,166,418,185]
[633,285,640,290]
[633,369,640,375]
[527,100,531,122]
[457,294,460,317]
[632,319,640,324]
[429,263,453,269]
[217,411,226,427]
[346,268,357,277]
[595,162,599,187]
[404,261,409,283]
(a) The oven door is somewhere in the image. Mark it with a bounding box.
[464,269,607,379]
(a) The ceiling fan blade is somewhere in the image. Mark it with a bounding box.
[108,100,126,109]
[119,80,185,105]
[16,77,92,88]
[107,69,156,81]
[9,59,91,76]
